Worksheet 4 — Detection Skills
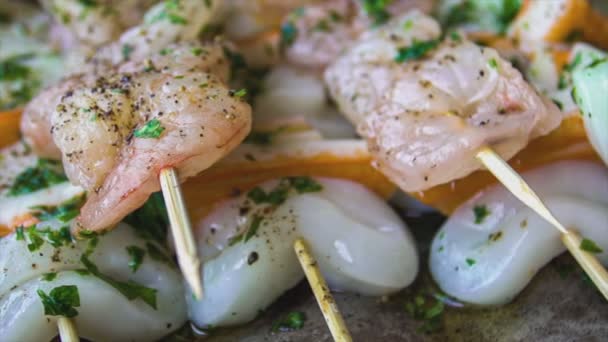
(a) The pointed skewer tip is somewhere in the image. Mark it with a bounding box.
[57,317,78,342]
[294,238,352,342]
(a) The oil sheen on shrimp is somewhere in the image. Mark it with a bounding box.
[324,11,563,192]
[430,161,608,305]
[23,42,252,233]
[188,177,418,328]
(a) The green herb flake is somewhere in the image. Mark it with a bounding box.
[580,238,603,254]
[280,22,298,48]
[362,0,393,25]
[395,39,439,63]
[191,47,204,56]
[30,194,86,223]
[81,255,158,309]
[15,226,25,240]
[125,192,169,246]
[0,54,33,81]
[289,176,323,193]
[488,58,498,69]
[473,205,490,224]
[133,119,165,139]
[230,88,247,98]
[122,44,134,61]
[552,98,564,111]
[37,285,80,318]
[272,311,306,332]
[8,159,68,197]
[126,245,145,272]
[42,272,58,281]
[244,215,263,242]
[405,292,445,334]
[449,31,462,42]
[466,258,476,266]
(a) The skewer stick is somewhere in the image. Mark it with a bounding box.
[57,317,78,342]
[294,238,352,342]
[159,168,204,299]
[476,146,608,300]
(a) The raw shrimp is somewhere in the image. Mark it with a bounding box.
[282,0,435,69]
[90,0,222,67]
[188,177,418,327]
[23,42,252,234]
[430,161,608,305]
[324,11,563,192]
[41,0,157,48]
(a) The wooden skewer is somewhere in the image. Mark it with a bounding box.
[159,168,204,299]
[294,238,353,342]
[57,317,78,342]
[476,146,608,300]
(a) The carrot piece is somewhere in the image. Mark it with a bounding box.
[0,109,22,149]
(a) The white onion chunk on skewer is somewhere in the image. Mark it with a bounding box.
[430,161,608,305]
[188,177,418,328]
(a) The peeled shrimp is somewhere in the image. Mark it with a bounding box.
[22,42,252,233]
[188,177,418,328]
[90,0,222,67]
[324,11,563,192]
[41,0,156,48]
[430,161,608,305]
[282,0,435,70]
[0,220,186,341]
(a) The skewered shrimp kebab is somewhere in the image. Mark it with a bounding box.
[1,0,608,340]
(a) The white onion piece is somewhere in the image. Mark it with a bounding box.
[430,161,608,305]
[572,57,608,166]
[0,222,187,341]
[254,65,356,138]
[189,177,418,327]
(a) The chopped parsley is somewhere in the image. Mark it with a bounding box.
[244,127,287,146]
[246,177,323,206]
[191,47,204,56]
[30,194,86,223]
[361,0,393,26]
[488,58,498,69]
[466,258,476,266]
[37,285,80,318]
[580,238,603,254]
[244,215,263,242]
[552,98,564,111]
[280,22,298,48]
[121,44,134,61]
[42,272,58,281]
[8,159,68,197]
[405,292,445,334]
[81,255,158,309]
[126,245,145,272]
[77,0,98,7]
[473,205,490,224]
[20,226,73,252]
[395,39,439,63]
[124,192,169,246]
[0,54,33,81]
[272,311,306,332]
[229,88,247,98]
[15,226,25,240]
[148,0,188,25]
[133,119,165,139]
[231,177,323,245]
